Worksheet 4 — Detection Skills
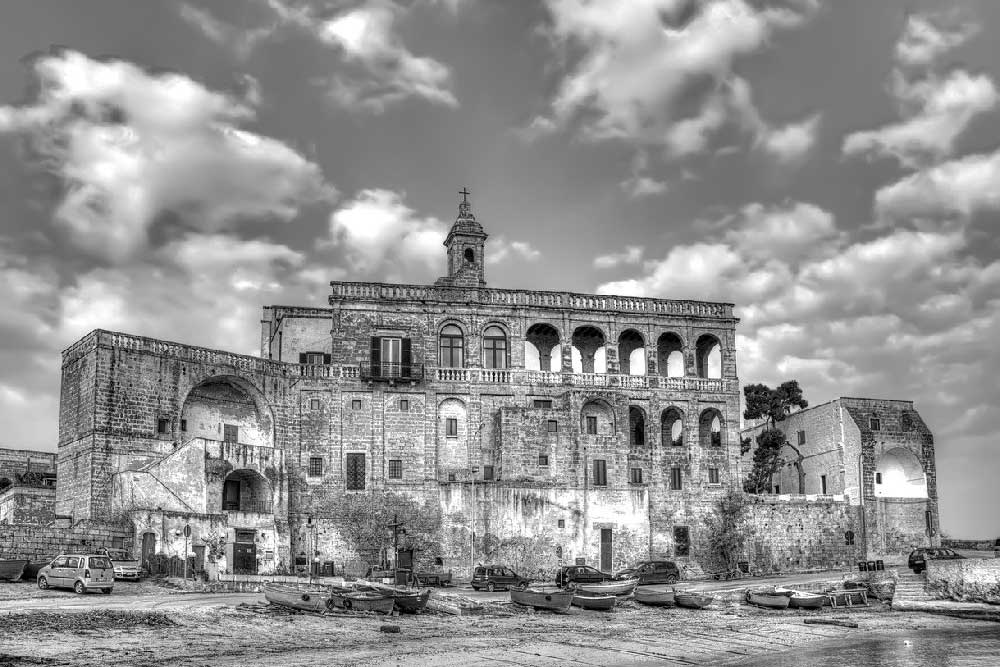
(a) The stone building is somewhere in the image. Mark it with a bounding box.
[740,397,940,556]
[56,194,878,577]
[0,447,57,525]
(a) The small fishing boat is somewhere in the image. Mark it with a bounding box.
[574,577,639,597]
[363,584,431,613]
[634,588,675,607]
[787,591,827,609]
[674,591,714,609]
[0,560,29,583]
[23,559,55,581]
[263,582,331,614]
[571,593,617,611]
[329,588,395,614]
[510,586,574,612]
[745,588,791,609]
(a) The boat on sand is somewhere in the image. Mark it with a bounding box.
[510,586,574,612]
[745,588,791,609]
[634,588,676,607]
[573,578,639,597]
[263,582,331,614]
[571,593,617,611]
[675,591,714,609]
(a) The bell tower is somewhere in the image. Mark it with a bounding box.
[436,188,488,288]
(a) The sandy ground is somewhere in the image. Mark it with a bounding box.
[0,578,995,667]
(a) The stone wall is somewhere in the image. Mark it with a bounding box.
[0,520,132,560]
[744,495,861,573]
[0,486,56,525]
[926,558,1000,604]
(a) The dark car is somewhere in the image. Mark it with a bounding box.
[471,565,528,592]
[908,547,965,574]
[555,565,612,587]
[615,560,680,585]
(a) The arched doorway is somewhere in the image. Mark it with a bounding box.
[695,335,722,379]
[618,330,646,375]
[572,326,606,374]
[525,323,561,372]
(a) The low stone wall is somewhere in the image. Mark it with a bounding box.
[0,486,56,525]
[0,520,132,560]
[743,495,860,573]
[927,558,1000,605]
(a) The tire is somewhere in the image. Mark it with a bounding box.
[664,574,678,584]
[486,582,495,592]
[102,588,113,595]
[37,576,49,590]
[74,581,86,595]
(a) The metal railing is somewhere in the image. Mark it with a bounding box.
[359,362,425,381]
[222,499,273,514]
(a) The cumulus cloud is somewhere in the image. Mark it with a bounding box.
[758,114,821,164]
[0,50,331,262]
[894,12,978,68]
[487,238,541,265]
[724,201,842,264]
[593,246,643,269]
[874,149,1000,221]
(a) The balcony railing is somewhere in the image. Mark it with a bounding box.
[359,362,425,382]
[222,499,273,514]
[429,368,735,392]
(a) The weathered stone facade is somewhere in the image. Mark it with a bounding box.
[0,447,57,526]
[741,397,940,559]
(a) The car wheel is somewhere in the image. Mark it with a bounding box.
[486,582,495,592]
[665,574,678,584]
[37,576,49,590]
[74,581,86,595]
[102,588,113,595]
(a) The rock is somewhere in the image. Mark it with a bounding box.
[379,624,401,633]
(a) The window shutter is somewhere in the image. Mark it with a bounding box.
[370,337,380,377]
[401,338,412,378]
[323,353,331,364]
[299,353,307,364]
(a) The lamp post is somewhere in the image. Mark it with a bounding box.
[470,466,479,576]
[183,525,191,580]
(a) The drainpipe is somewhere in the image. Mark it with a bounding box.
[857,452,867,559]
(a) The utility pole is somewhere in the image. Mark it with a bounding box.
[470,466,479,576]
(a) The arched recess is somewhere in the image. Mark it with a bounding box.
[695,334,722,379]
[661,407,684,447]
[581,398,615,436]
[698,408,724,448]
[628,406,647,448]
[437,398,468,477]
[572,326,607,374]
[618,330,646,376]
[875,448,927,498]
[525,323,561,372]
[181,375,274,447]
[657,333,684,378]
[222,469,273,513]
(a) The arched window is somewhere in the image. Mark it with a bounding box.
[695,334,722,379]
[464,248,475,263]
[699,409,724,448]
[439,324,464,368]
[661,407,684,447]
[483,325,508,369]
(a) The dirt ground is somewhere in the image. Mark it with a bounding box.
[1,580,996,667]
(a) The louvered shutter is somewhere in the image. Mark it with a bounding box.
[299,353,307,364]
[323,353,331,364]
[370,337,380,377]
[401,338,412,378]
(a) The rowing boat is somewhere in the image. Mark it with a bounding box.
[571,593,617,610]
[675,591,714,609]
[510,586,574,612]
[363,584,431,613]
[634,588,675,607]
[788,591,827,609]
[745,588,791,609]
[263,582,331,613]
[329,589,395,613]
[574,577,639,597]
[0,560,29,582]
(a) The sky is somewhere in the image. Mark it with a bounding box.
[0,0,998,539]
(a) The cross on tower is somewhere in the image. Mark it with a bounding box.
[459,187,471,204]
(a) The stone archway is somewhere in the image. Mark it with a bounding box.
[875,448,927,498]
[181,375,274,447]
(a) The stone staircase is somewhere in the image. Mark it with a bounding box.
[892,569,936,607]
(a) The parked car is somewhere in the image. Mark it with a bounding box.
[102,548,142,581]
[470,565,529,591]
[555,565,612,587]
[615,560,680,585]
[37,554,114,594]
[908,547,965,574]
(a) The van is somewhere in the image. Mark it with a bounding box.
[37,554,114,594]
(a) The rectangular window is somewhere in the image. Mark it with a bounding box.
[708,467,720,484]
[308,457,323,477]
[438,332,463,368]
[448,473,456,482]
[388,459,402,479]
[345,453,365,490]
[533,399,553,408]
[157,418,169,434]
[585,415,598,435]
[875,472,882,484]
[546,419,558,433]
[870,417,881,431]
[558,519,565,528]
[673,526,690,557]
[711,431,722,447]
[670,467,682,490]
[483,465,494,481]
[305,352,325,365]
[309,398,320,410]
[484,333,508,369]
[774,485,780,494]
[223,424,238,443]
[592,459,607,486]
[446,417,458,437]
[399,399,409,412]
[352,399,362,410]
[538,454,549,466]
[820,474,827,494]
[370,336,412,378]
[629,468,643,484]
[797,430,806,446]
[180,419,187,432]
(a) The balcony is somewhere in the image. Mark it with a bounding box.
[430,368,736,392]
[359,362,425,382]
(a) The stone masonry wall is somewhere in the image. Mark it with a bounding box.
[927,557,1000,604]
[745,496,861,573]
[0,487,56,525]
[0,520,132,560]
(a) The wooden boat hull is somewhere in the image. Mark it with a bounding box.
[574,578,639,597]
[358,584,431,613]
[510,587,574,611]
[572,593,617,610]
[24,560,54,581]
[788,593,826,609]
[263,583,331,614]
[0,560,29,583]
[745,590,791,609]
[634,589,676,607]
[675,592,714,609]
[330,591,395,614]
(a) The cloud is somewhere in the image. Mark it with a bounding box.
[758,113,821,164]
[534,0,819,156]
[178,3,278,60]
[894,12,978,68]
[593,246,643,269]
[874,149,1000,221]
[487,238,541,265]
[724,201,842,264]
[0,50,331,262]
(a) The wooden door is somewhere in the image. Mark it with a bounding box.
[223,479,240,510]
[600,529,612,572]
[233,543,256,574]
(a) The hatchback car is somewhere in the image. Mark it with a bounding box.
[37,554,114,594]
[470,565,529,591]
[615,560,680,584]
[102,548,142,581]
[908,547,965,574]
[555,565,612,587]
